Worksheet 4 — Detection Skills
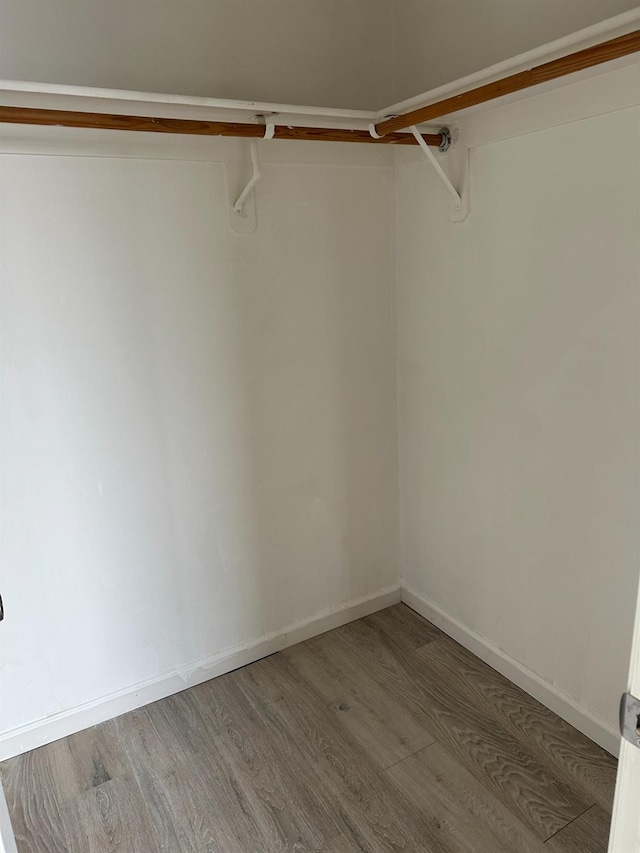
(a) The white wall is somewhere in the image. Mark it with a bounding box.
[0,0,393,109]
[392,0,640,101]
[395,104,640,734]
[0,138,399,743]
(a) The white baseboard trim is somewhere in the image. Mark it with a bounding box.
[0,584,401,765]
[401,585,620,757]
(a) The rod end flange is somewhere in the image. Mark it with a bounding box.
[438,127,453,153]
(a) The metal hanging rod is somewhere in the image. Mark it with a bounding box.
[374,28,640,136]
[0,106,444,147]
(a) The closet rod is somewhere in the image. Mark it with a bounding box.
[0,106,443,146]
[375,28,640,136]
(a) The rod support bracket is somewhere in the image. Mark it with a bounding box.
[369,116,397,139]
[233,138,261,217]
[438,127,453,153]
[409,125,468,221]
[231,113,276,221]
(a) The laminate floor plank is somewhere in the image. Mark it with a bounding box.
[168,754,267,853]
[385,742,547,853]
[0,748,69,853]
[146,691,270,853]
[60,773,160,853]
[114,707,192,852]
[318,618,590,840]
[55,720,132,803]
[231,654,457,852]
[187,672,346,851]
[545,805,612,853]
[361,603,444,652]
[415,635,617,813]
[0,604,616,852]
[282,634,436,769]
[0,718,131,813]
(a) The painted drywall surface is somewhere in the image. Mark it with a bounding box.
[0,145,398,735]
[395,107,640,729]
[392,0,640,101]
[0,0,393,109]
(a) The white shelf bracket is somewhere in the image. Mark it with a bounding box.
[226,119,275,233]
[233,139,261,217]
[409,125,469,222]
[233,120,275,217]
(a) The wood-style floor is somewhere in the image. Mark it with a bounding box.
[1,604,617,852]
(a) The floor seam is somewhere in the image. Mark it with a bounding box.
[542,803,596,844]
[411,637,446,655]
[381,738,439,772]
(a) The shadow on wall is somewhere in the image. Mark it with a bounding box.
[0,142,398,737]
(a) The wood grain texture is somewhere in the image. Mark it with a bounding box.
[61,775,159,853]
[415,636,617,813]
[146,692,267,853]
[180,676,341,851]
[229,653,453,852]
[385,742,546,853]
[0,106,443,146]
[545,805,612,853]
[0,604,615,852]
[282,632,437,768]
[376,28,640,134]
[363,602,444,652]
[319,617,590,839]
[113,708,191,852]
[0,748,69,853]
[55,720,131,803]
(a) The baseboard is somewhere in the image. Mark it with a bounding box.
[0,584,401,764]
[401,585,620,757]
